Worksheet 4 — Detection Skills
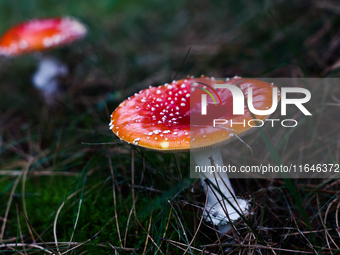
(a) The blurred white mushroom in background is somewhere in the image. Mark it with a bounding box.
[0,17,87,105]
[32,56,68,104]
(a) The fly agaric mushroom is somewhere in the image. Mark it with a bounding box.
[0,17,87,103]
[109,76,280,233]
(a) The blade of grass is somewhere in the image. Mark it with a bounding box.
[0,157,34,242]
[14,195,27,255]
[107,153,122,248]
[172,47,191,81]
[86,98,109,124]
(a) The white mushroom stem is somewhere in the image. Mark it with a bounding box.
[31,55,68,104]
[192,147,248,233]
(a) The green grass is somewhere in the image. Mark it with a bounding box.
[1,0,340,254]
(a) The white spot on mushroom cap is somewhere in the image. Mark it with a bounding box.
[19,39,28,49]
[133,137,141,145]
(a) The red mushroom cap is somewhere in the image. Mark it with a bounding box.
[109,77,280,151]
[0,17,87,56]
